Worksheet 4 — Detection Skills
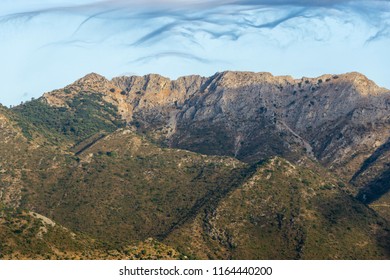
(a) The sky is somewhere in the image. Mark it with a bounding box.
[0,0,389,106]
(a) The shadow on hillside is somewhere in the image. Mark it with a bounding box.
[351,139,390,182]
[356,169,390,204]
[315,194,390,259]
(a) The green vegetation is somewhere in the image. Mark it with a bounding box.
[165,158,390,260]
[12,93,125,143]
[0,209,183,260]
[26,130,248,245]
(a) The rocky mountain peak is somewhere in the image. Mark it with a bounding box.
[74,72,109,86]
[344,72,388,96]
[311,72,388,97]
[42,72,123,108]
[69,72,116,93]
[208,71,294,90]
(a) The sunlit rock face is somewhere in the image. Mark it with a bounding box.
[40,70,390,202]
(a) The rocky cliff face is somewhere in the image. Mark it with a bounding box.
[115,72,388,181]
[40,71,390,195]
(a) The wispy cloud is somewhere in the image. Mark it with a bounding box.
[129,51,213,64]
[1,1,389,48]
[0,0,389,105]
[0,2,386,44]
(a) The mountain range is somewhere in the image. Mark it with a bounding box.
[1,70,389,259]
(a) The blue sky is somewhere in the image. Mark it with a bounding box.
[0,0,389,106]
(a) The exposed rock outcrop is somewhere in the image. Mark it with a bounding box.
[40,70,390,204]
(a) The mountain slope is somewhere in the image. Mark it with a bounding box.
[0,205,183,260]
[13,78,125,144]
[1,70,389,259]
[112,71,390,206]
[0,105,69,209]
[108,72,390,184]
[165,157,390,260]
[20,128,248,245]
[23,71,390,178]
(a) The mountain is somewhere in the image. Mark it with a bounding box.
[111,71,390,205]
[353,138,390,221]
[112,71,389,177]
[1,70,389,259]
[24,129,247,245]
[166,157,390,259]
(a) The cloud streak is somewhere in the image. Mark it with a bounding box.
[1,2,388,59]
[129,51,213,64]
[0,0,389,106]
[2,1,389,48]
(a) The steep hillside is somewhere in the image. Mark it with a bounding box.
[110,72,389,171]
[0,105,68,209]
[0,206,106,260]
[26,71,389,184]
[112,71,390,207]
[353,139,390,202]
[21,128,248,245]
[0,205,183,260]
[13,82,125,144]
[165,157,390,260]
[353,138,390,220]
[0,106,29,208]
